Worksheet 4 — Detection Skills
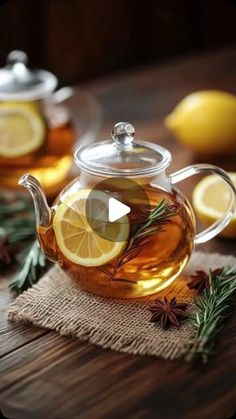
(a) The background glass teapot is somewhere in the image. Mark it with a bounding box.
[19,122,236,298]
[0,50,100,196]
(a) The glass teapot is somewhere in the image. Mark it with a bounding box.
[0,50,100,196]
[19,122,236,298]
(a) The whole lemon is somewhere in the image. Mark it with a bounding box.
[165,90,236,154]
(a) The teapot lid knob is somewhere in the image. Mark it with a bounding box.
[0,50,58,100]
[6,50,31,84]
[7,50,28,66]
[111,122,135,148]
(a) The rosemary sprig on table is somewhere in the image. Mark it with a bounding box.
[0,196,35,243]
[9,240,48,293]
[0,195,36,270]
[186,267,236,363]
[0,195,48,293]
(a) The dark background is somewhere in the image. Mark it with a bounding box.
[1,0,236,84]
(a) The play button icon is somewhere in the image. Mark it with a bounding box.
[86,177,151,242]
[108,198,131,222]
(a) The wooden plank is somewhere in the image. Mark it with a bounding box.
[0,277,48,358]
[0,46,236,419]
[0,319,236,419]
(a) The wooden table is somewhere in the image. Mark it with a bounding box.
[1,46,236,419]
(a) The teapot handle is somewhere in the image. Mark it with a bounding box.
[169,164,236,245]
[51,87,74,104]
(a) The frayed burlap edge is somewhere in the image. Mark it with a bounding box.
[8,251,236,360]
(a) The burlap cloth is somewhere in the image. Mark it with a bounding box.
[8,251,236,360]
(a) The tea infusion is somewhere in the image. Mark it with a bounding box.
[38,185,195,298]
[0,101,75,195]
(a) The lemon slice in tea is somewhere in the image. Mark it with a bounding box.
[0,103,45,157]
[192,173,236,238]
[53,190,129,266]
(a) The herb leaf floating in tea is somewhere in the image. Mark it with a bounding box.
[9,240,48,293]
[148,297,188,328]
[132,199,178,240]
[186,266,236,363]
[98,199,179,282]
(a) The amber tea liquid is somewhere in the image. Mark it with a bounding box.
[38,184,195,298]
[0,100,75,196]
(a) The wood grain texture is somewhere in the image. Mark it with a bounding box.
[0,46,236,419]
[0,325,236,419]
[0,278,48,358]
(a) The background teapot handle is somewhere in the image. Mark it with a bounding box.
[51,86,74,104]
[169,164,236,245]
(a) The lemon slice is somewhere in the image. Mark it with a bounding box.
[0,103,45,157]
[192,173,236,238]
[53,190,129,266]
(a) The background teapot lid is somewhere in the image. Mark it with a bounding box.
[0,50,58,100]
[75,122,172,177]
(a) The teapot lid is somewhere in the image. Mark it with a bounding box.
[75,122,172,177]
[0,50,58,100]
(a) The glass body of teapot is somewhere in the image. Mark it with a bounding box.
[20,122,236,298]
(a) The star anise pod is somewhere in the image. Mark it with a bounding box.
[148,297,188,329]
[187,270,210,293]
[187,268,224,293]
[211,267,224,278]
[0,236,15,266]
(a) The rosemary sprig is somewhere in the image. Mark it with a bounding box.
[133,199,178,239]
[0,196,35,243]
[0,195,49,292]
[98,199,178,281]
[117,199,178,266]
[186,267,236,363]
[9,240,48,293]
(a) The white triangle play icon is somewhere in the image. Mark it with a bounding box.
[108,197,131,222]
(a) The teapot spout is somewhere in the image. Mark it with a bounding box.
[19,174,51,228]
